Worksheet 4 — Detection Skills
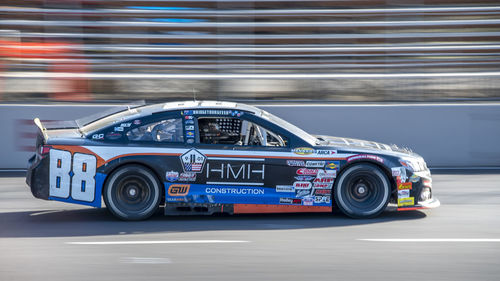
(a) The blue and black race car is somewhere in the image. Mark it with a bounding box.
[26,101,439,220]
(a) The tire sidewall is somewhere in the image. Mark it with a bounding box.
[334,163,391,218]
[104,165,161,221]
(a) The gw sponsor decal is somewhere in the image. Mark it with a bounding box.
[292,147,314,155]
[325,161,340,170]
[168,184,190,196]
[180,149,206,173]
[398,197,415,207]
[276,185,295,192]
[205,187,264,195]
[306,161,325,168]
[286,160,305,167]
[49,149,97,203]
[293,181,312,189]
[165,171,179,182]
[296,168,319,176]
[347,154,384,163]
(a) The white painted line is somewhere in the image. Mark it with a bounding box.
[66,240,250,245]
[359,239,500,242]
[206,182,264,186]
[120,257,171,264]
[30,210,64,216]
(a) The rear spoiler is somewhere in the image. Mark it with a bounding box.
[34,118,48,141]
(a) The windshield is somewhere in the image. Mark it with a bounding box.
[80,107,143,134]
[260,109,317,145]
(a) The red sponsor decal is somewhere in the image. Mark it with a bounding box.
[313,177,334,183]
[296,168,319,176]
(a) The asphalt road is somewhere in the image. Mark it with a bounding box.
[1,171,500,281]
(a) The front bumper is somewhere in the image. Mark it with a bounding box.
[388,197,440,211]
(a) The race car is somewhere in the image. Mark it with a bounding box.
[26,101,439,220]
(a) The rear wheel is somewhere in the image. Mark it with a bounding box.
[334,163,391,218]
[103,165,161,221]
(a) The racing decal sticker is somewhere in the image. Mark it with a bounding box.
[179,172,196,181]
[306,161,325,168]
[287,160,305,167]
[303,196,314,206]
[398,197,415,207]
[276,185,295,192]
[409,174,420,183]
[293,181,312,189]
[168,184,190,196]
[295,176,315,181]
[398,189,410,198]
[392,167,407,182]
[347,154,384,163]
[105,132,122,140]
[398,181,412,190]
[188,109,244,117]
[180,149,206,173]
[296,168,319,176]
[325,161,340,170]
[165,171,179,182]
[315,150,337,155]
[292,147,314,155]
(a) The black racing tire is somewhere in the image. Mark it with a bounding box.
[334,163,391,219]
[103,165,161,221]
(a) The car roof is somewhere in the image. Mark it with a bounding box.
[137,100,262,116]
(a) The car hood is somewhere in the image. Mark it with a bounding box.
[313,135,421,159]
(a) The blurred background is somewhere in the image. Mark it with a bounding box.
[0,0,500,103]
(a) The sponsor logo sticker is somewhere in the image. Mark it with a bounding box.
[294,176,314,181]
[92,134,104,140]
[398,182,412,190]
[317,169,336,178]
[168,184,190,196]
[306,161,325,168]
[292,147,314,155]
[114,126,124,132]
[293,181,312,189]
[276,185,295,192]
[325,161,340,170]
[398,189,410,198]
[179,172,196,181]
[409,174,420,183]
[105,132,122,140]
[347,154,384,163]
[287,160,305,167]
[133,119,141,125]
[165,171,179,182]
[185,119,195,125]
[120,122,132,127]
[280,198,293,204]
[398,197,414,207]
[296,168,319,176]
[303,196,314,206]
[316,150,337,155]
[314,189,331,195]
[313,183,332,189]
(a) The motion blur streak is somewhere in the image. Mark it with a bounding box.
[0,0,499,102]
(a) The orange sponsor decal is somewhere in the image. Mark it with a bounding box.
[168,184,190,196]
[398,182,412,190]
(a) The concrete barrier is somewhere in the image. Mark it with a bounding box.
[1,103,499,169]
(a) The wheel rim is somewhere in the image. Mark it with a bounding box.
[338,167,388,215]
[113,174,155,214]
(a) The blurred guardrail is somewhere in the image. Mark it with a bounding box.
[0,0,500,102]
[1,103,499,169]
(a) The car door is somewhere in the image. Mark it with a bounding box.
[184,110,290,206]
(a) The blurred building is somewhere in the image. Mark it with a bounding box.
[0,0,499,102]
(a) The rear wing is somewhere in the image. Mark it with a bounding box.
[33,118,48,142]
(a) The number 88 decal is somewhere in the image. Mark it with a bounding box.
[49,149,97,202]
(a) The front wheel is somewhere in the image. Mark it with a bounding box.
[334,163,391,218]
[103,165,161,221]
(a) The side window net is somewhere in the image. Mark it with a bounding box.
[127,118,184,143]
[198,117,287,147]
